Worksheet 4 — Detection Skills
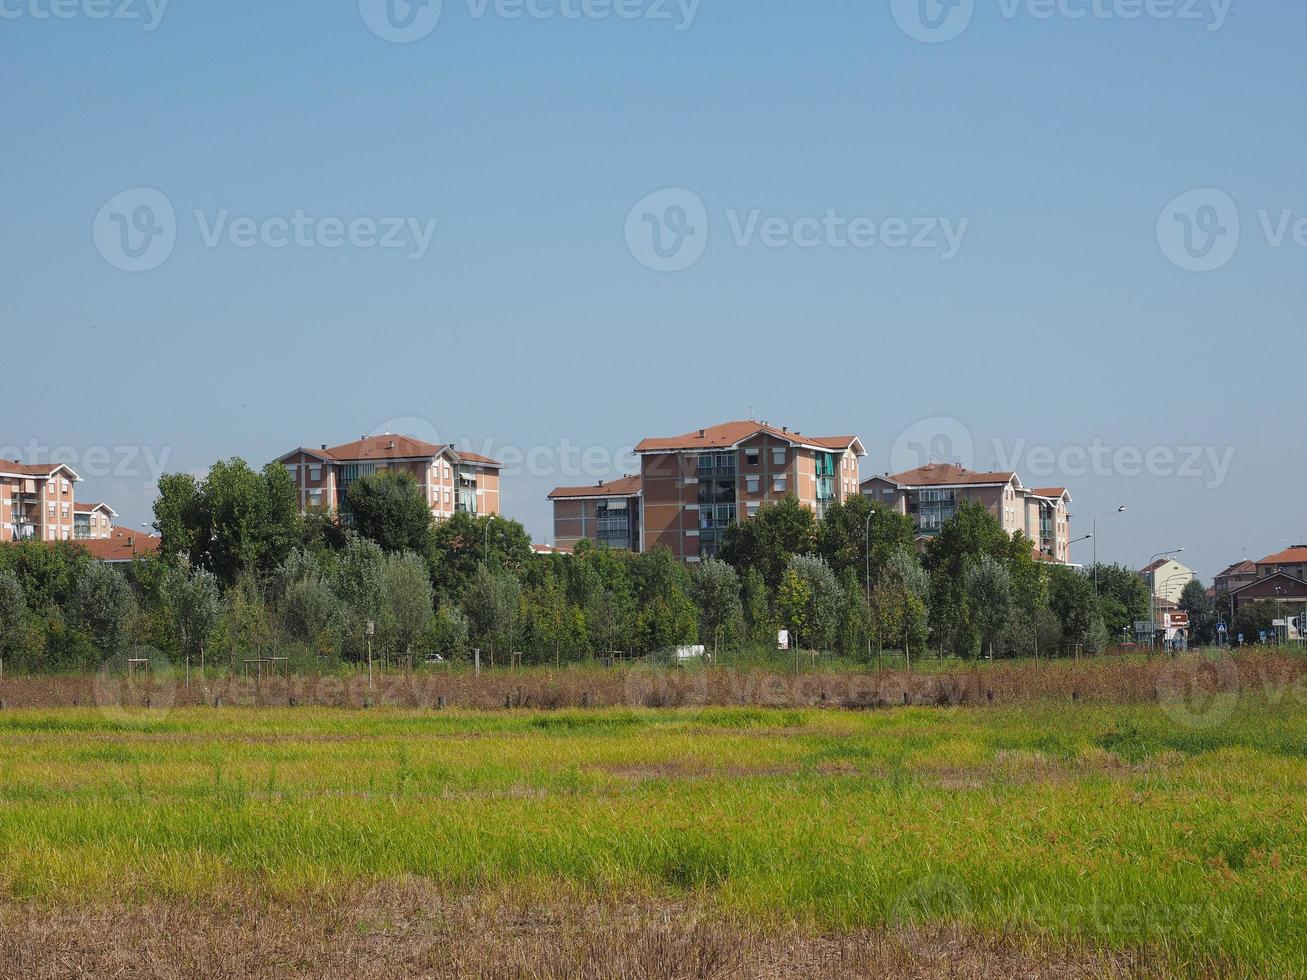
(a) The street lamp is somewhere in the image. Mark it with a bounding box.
[864,507,879,672]
[483,514,498,564]
[1093,506,1127,591]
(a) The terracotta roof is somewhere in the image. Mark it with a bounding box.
[1032,487,1069,499]
[549,475,642,500]
[635,421,863,456]
[1140,558,1179,574]
[77,528,160,563]
[1258,547,1307,566]
[285,434,502,469]
[875,463,1018,489]
[531,543,574,555]
[0,460,80,480]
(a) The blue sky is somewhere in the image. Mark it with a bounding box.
[3,0,1303,579]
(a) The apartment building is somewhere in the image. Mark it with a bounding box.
[548,475,642,552]
[632,420,865,562]
[1213,559,1258,595]
[0,460,81,543]
[1254,546,1307,582]
[277,434,502,521]
[74,502,117,540]
[861,463,1076,562]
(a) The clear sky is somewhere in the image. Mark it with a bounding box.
[3,0,1304,580]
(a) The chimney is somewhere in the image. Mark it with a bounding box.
[698,429,706,438]
[388,439,396,450]
[321,444,327,451]
[782,426,788,433]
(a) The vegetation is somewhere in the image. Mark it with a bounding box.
[0,696,1302,975]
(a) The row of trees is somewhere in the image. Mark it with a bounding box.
[0,456,1247,673]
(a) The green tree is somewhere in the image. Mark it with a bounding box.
[740,567,774,646]
[381,551,434,660]
[962,554,1011,659]
[1233,600,1280,646]
[1048,565,1103,656]
[1086,563,1152,638]
[817,496,915,582]
[0,571,31,668]
[154,458,301,585]
[720,496,818,592]
[777,567,812,652]
[781,555,842,652]
[282,576,346,658]
[1178,579,1216,645]
[691,558,744,655]
[163,558,221,672]
[344,470,433,553]
[0,540,93,613]
[332,534,387,659]
[428,512,533,602]
[68,563,137,657]
[463,564,521,666]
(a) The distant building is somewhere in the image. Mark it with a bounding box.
[1255,545,1307,582]
[1213,559,1258,596]
[77,527,161,564]
[1139,556,1196,603]
[277,433,503,522]
[861,463,1074,563]
[634,421,865,562]
[74,502,117,540]
[548,475,642,552]
[0,460,82,543]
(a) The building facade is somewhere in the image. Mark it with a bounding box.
[860,464,1075,563]
[633,421,865,562]
[74,502,117,540]
[548,475,642,552]
[1214,559,1258,595]
[1139,557,1196,603]
[1254,546,1307,582]
[277,434,502,522]
[0,460,82,543]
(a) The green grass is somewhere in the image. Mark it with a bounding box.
[0,699,1302,976]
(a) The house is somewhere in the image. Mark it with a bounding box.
[77,527,161,564]
[0,460,82,542]
[1139,557,1195,604]
[860,464,1075,563]
[1255,546,1307,582]
[277,433,503,522]
[1214,559,1258,596]
[548,475,642,552]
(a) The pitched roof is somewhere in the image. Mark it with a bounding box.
[1258,546,1307,566]
[871,463,1018,489]
[1228,570,1307,597]
[548,475,642,500]
[77,528,161,563]
[0,460,81,480]
[1216,560,1257,578]
[73,502,117,516]
[1140,558,1182,574]
[1032,487,1069,499]
[531,543,574,555]
[635,421,864,456]
[283,434,502,469]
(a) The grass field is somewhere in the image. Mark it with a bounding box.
[0,674,1303,977]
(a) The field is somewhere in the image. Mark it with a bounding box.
[0,655,1304,978]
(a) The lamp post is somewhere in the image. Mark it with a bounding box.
[1093,506,1127,592]
[483,514,497,564]
[864,507,880,672]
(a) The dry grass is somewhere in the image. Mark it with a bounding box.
[1,650,1297,712]
[0,879,1175,980]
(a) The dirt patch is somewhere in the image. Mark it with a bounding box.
[0,879,1189,980]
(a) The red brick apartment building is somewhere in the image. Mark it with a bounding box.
[277,434,503,521]
[861,463,1075,563]
[549,421,865,561]
[0,460,82,542]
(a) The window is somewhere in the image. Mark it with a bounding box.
[309,489,323,507]
[773,475,787,493]
[309,465,322,482]
[772,448,786,466]
[48,502,55,516]
[746,475,760,493]
[747,502,760,517]
[745,449,759,465]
